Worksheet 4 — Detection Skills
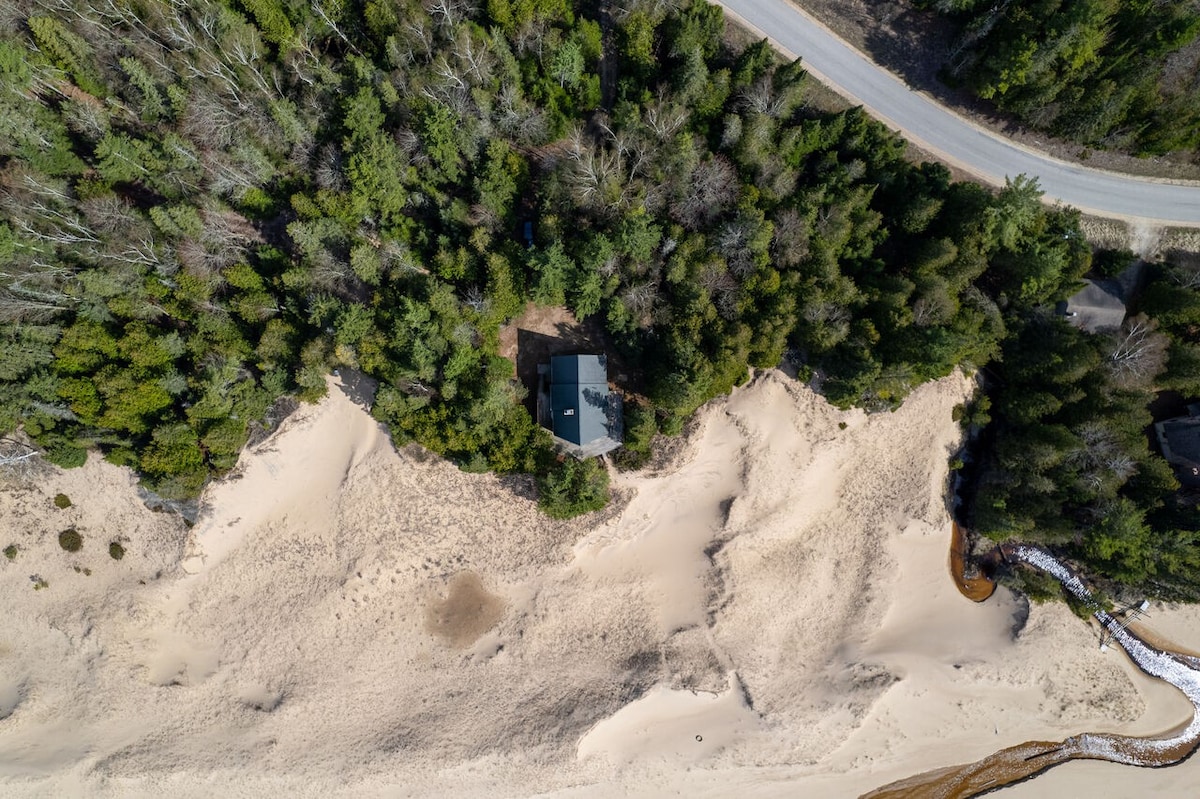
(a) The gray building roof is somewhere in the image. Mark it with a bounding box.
[1156,415,1200,487]
[1063,279,1126,334]
[550,355,614,448]
[551,353,609,387]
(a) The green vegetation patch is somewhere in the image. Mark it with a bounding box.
[612,400,658,471]
[537,457,610,519]
[58,528,83,552]
[53,493,72,509]
[3,544,16,561]
[109,541,125,560]
[919,0,1200,155]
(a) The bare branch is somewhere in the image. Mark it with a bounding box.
[1107,314,1168,387]
[311,0,362,54]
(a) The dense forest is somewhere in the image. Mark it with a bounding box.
[972,258,1200,600]
[918,0,1200,155]
[0,0,1196,594]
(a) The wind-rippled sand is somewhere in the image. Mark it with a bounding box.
[1,370,1198,798]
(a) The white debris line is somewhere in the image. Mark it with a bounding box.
[1011,546,1200,764]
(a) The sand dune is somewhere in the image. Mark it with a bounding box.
[1,370,1198,798]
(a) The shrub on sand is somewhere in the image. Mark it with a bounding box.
[537,457,610,519]
[58,528,83,552]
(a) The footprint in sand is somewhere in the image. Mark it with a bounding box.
[237,683,285,712]
[143,634,218,687]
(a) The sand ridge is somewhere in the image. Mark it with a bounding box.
[1,370,1199,797]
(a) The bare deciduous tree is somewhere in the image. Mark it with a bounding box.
[0,290,70,322]
[399,18,435,62]
[1166,254,1200,290]
[740,77,786,118]
[565,127,625,211]
[311,0,361,54]
[698,263,738,319]
[462,285,488,313]
[426,0,475,31]
[180,89,241,149]
[0,437,44,481]
[1107,314,1168,387]
[286,33,324,86]
[598,118,650,180]
[772,207,811,268]
[911,279,955,327]
[315,144,347,191]
[672,155,736,230]
[612,0,682,24]
[715,223,755,279]
[644,91,689,140]
[453,28,492,84]
[622,281,657,322]
[494,83,548,144]
[1069,421,1138,493]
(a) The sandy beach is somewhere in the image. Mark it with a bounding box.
[2,369,1198,798]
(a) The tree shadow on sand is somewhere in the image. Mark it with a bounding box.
[332,369,379,411]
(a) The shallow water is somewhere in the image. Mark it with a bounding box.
[863,546,1200,799]
[949,523,995,602]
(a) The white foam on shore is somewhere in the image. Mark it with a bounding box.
[1011,546,1200,763]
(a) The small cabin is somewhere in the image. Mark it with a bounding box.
[537,354,622,458]
[1156,406,1200,488]
[1060,279,1126,334]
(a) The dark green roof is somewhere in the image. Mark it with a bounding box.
[550,355,612,446]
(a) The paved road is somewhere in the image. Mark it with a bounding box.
[716,0,1200,228]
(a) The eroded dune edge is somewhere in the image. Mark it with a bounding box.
[2,369,1198,798]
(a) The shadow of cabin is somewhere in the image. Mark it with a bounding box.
[514,325,604,418]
